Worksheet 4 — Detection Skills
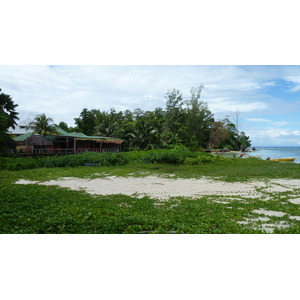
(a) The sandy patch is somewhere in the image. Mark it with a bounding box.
[15,176,263,199]
[16,179,39,185]
[14,176,300,200]
[264,179,300,193]
[288,198,300,204]
[271,179,300,187]
[261,223,290,233]
[253,209,286,217]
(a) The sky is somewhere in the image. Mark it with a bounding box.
[1,65,300,147]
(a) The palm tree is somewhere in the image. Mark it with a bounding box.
[127,119,157,150]
[28,114,57,137]
[96,119,119,137]
[0,88,19,129]
[0,89,19,152]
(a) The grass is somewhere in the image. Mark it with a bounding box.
[0,183,261,234]
[1,150,300,233]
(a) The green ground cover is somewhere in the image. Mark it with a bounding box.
[1,150,300,234]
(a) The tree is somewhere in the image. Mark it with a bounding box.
[0,88,19,129]
[74,108,97,136]
[238,131,251,150]
[231,109,241,133]
[183,85,214,149]
[127,118,157,150]
[28,114,57,137]
[162,89,185,146]
[94,108,123,137]
[0,89,19,151]
[164,89,184,133]
[58,121,70,132]
[218,116,251,150]
[0,114,10,152]
[96,118,119,137]
[209,120,228,149]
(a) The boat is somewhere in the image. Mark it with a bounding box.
[249,155,262,159]
[266,157,296,162]
[238,153,262,159]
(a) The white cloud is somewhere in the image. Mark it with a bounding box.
[262,81,276,87]
[273,121,289,127]
[247,127,300,146]
[1,65,300,147]
[246,118,270,122]
[288,84,300,93]
[208,98,268,115]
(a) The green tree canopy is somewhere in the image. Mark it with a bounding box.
[28,114,57,137]
[74,108,97,136]
[71,87,251,151]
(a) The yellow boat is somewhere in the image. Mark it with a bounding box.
[266,157,296,162]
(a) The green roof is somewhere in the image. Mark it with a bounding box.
[54,127,70,135]
[13,132,32,142]
[13,127,123,143]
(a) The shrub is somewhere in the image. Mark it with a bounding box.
[0,149,221,170]
[183,154,217,165]
[41,152,129,168]
[142,150,199,164]
[142,150,184,164]
[0,157,41,171]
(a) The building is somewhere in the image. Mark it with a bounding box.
[8,118,33,138]
[8,119,123,154]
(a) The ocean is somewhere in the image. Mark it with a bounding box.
[250,147,300,163]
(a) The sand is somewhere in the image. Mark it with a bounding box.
[15,175,300,200]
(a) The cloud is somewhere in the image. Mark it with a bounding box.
[262,81,276,87]
[246,118,270,122]
[281,68,300,92]
[1,65,300,147]
[248,128,300,146]
[273,121,289,127]
[208,98,268,116]
[287,84,300,93]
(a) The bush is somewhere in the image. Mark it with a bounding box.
[0,152,130,170]
[142,149,199,164]
[42,152,129,168]
[143,150,184,164]
[183,154,216,165]
[0,157,41,171]
[0,150,221,170]
[80,152,129,166]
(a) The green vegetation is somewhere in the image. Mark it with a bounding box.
[2,85,251,153]
[28,113,58,136]
[2,150,300,181]
[0,88,19,152]
[72,86,251,151]
[1,150,300,234]
[0,183,257,234]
